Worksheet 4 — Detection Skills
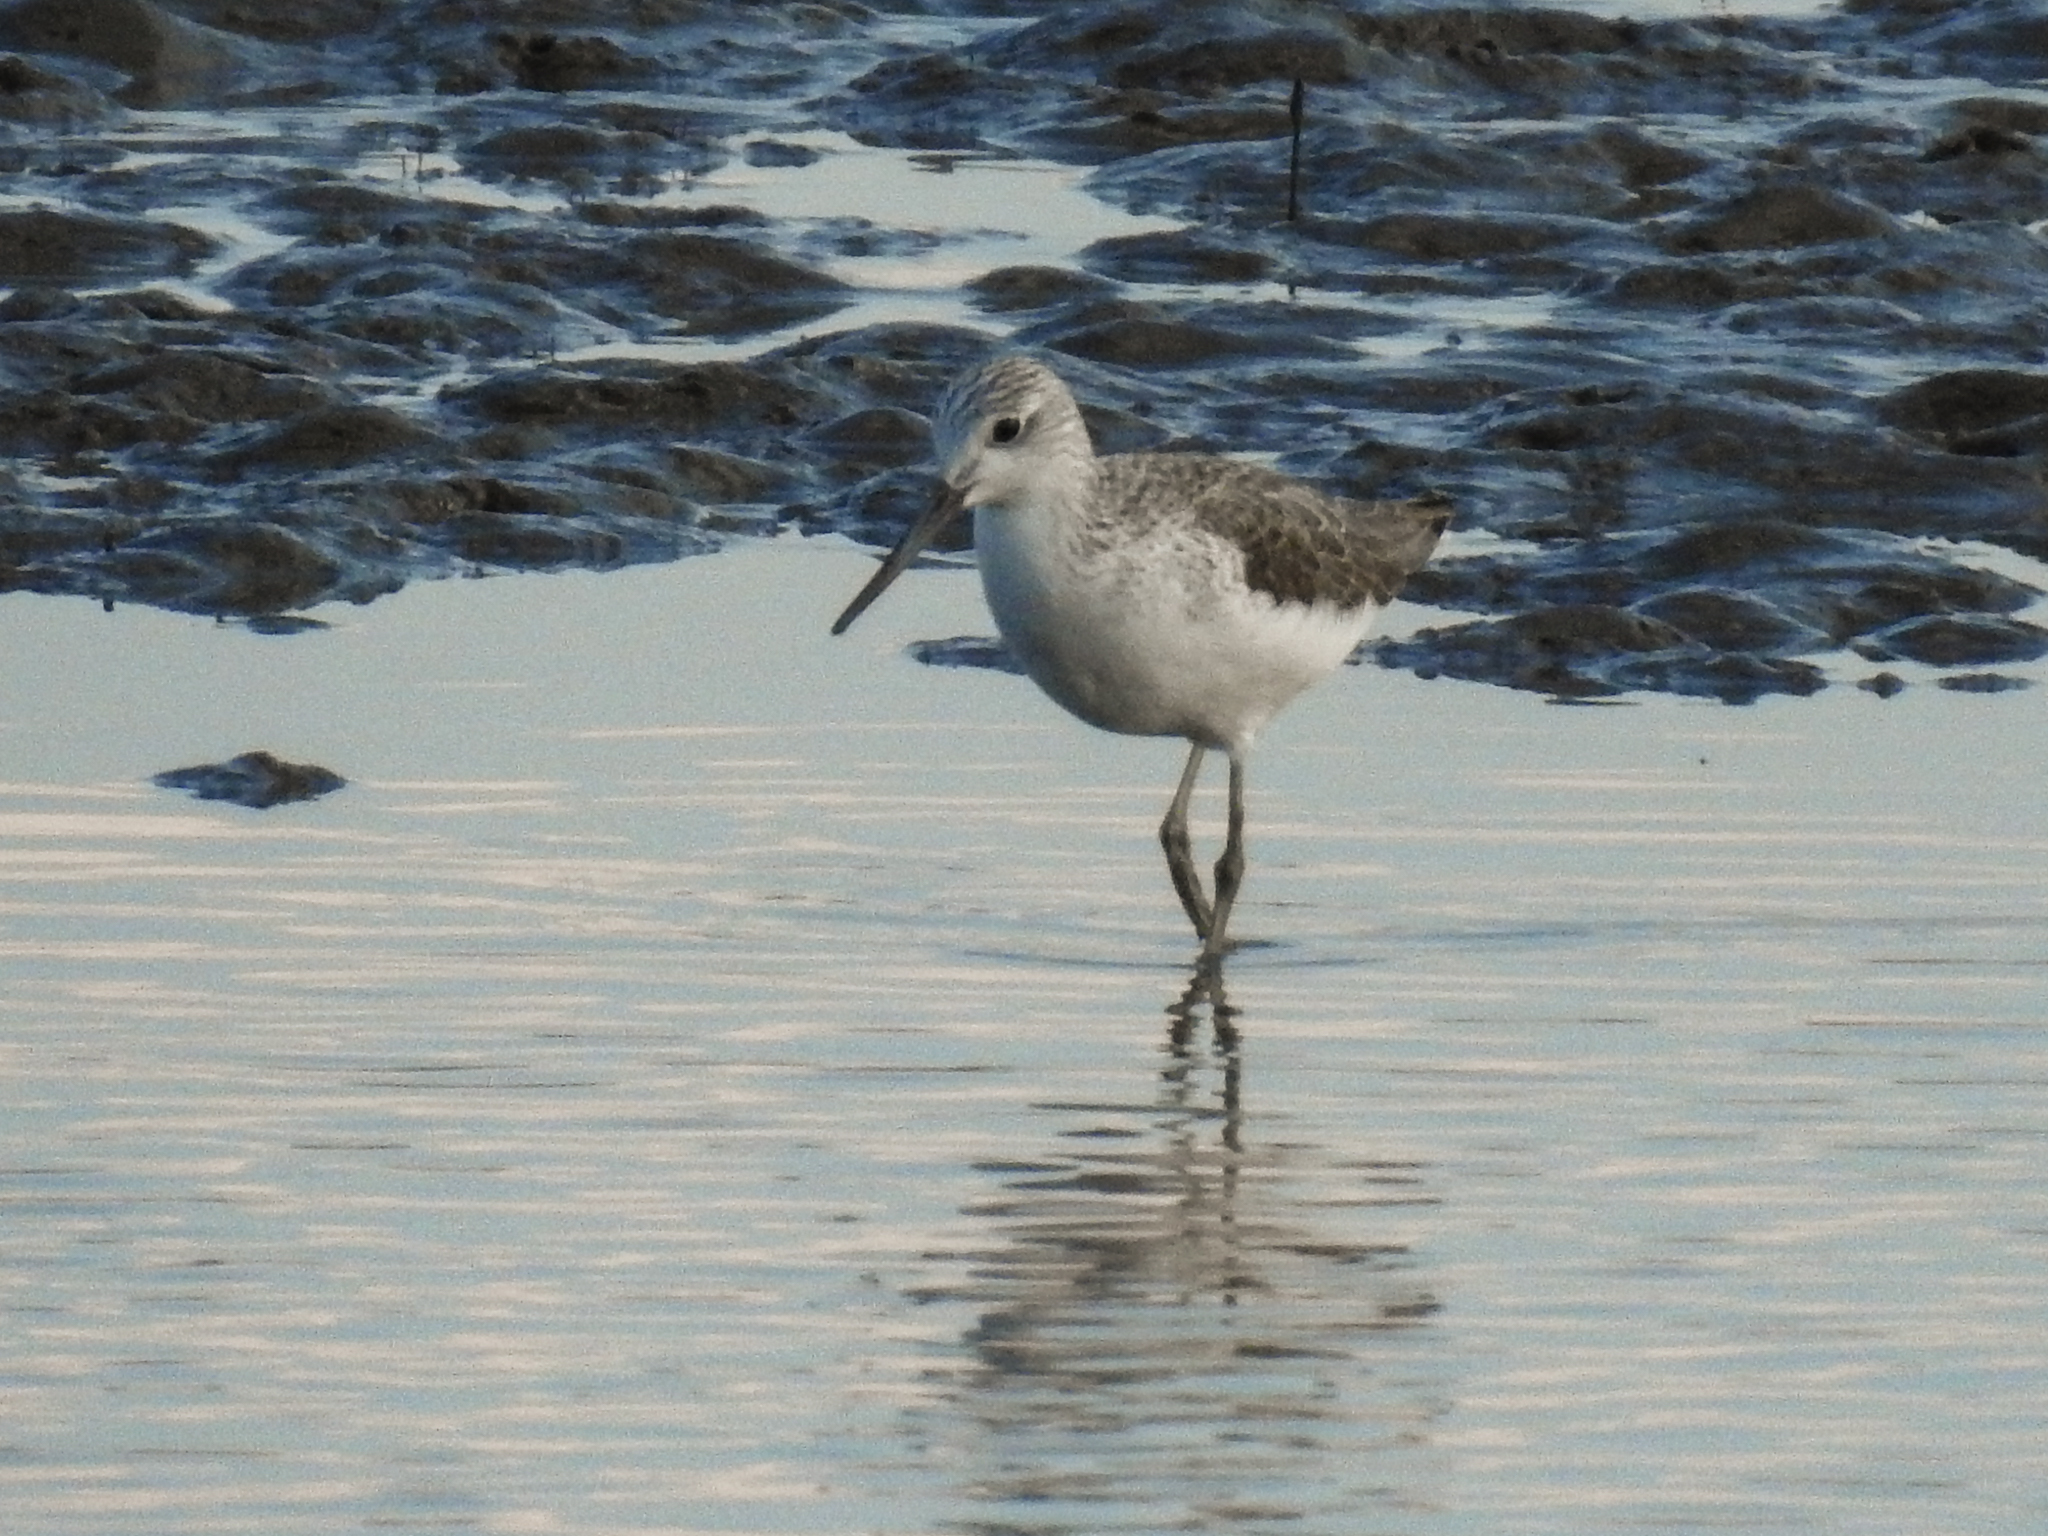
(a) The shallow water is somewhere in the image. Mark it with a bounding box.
[3,541,2044,1534]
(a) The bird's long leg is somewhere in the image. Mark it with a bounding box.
[1203,751,1248,959]
[1159,742,1213,939]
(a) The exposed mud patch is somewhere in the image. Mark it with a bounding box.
[152,748,345,807]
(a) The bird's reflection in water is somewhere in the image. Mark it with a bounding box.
[922,958,1448,1531]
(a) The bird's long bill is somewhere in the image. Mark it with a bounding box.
[829,481,969,635]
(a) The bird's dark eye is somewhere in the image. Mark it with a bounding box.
[991,416,1022,445]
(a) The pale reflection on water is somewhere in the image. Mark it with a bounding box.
[0,542,2045,1534]
[923,969,1447,1532]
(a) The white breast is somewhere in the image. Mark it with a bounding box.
[975,505,1377,753]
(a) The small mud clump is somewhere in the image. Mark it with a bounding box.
[153,749,346,807]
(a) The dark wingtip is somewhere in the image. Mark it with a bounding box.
[1414,487,1454,539]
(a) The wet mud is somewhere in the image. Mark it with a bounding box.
[151,747,345,806]
[2,0,2045,700]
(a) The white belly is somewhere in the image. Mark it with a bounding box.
[976,505,1376,753]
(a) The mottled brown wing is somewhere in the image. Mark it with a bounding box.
[1108,455,1451,610]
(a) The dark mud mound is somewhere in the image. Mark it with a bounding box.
[0,209,216,282]
[0,0,270,109]
[153,749,345,807]
[1371,602,1829,704]
[0,0,2042,702]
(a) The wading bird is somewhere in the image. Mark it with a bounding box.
[833,355,1448,958]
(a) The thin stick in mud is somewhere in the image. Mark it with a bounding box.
[1287,77,1305,222]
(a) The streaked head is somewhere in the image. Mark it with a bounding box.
[929,354,1093,512]
[831,354,1094,635]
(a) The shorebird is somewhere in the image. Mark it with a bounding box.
[832,354,1449,958]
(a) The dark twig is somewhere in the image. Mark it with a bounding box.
[1286,77,1306,222]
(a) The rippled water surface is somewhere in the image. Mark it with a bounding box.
[3,540,2044,1534]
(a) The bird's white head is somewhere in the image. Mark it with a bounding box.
[931,354,1096,516]
[831,354,1095,635]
